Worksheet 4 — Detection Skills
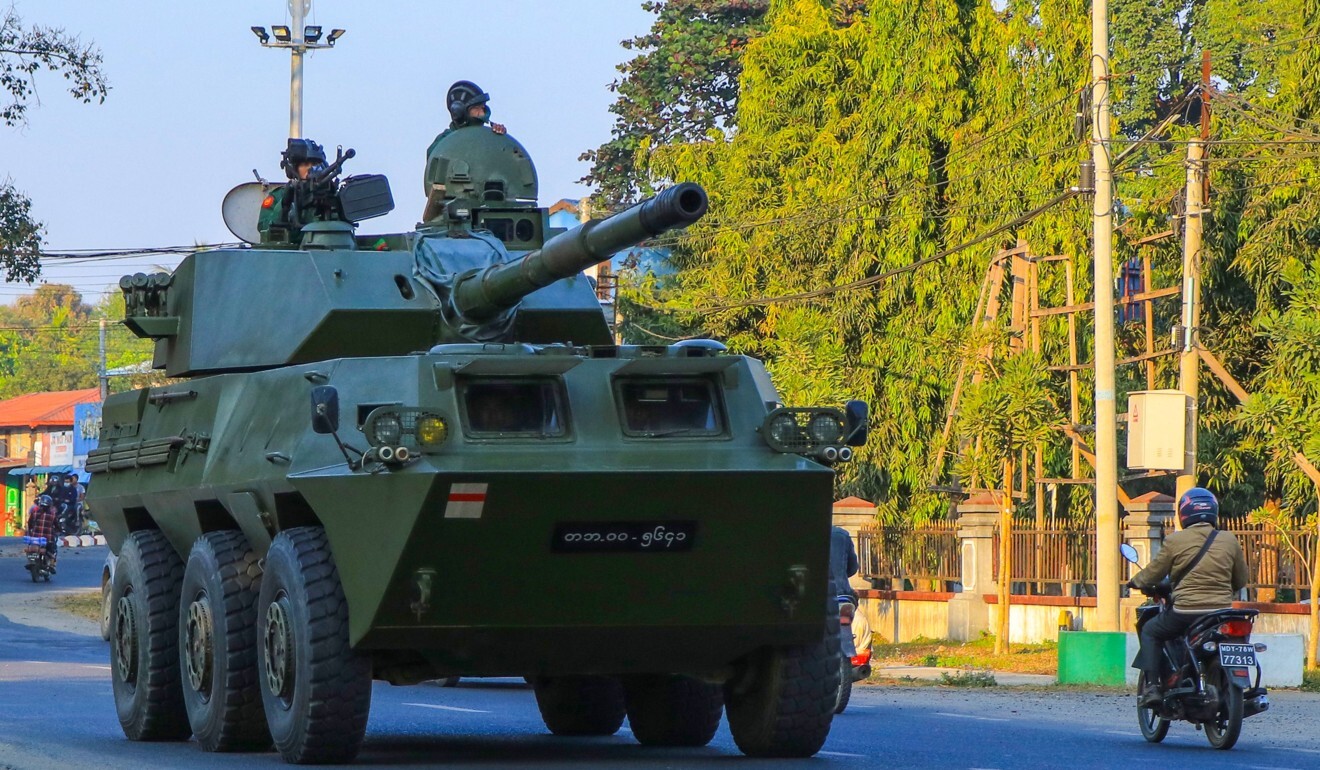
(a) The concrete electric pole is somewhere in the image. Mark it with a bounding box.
[1091,0,1121,632]
[251,0,345,139]
[1177,140,1206,502]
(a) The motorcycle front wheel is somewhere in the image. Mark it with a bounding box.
[1136,672,1170,743]
[1204,667,1243,750]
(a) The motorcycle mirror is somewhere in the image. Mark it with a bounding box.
[1120,543,1140,565]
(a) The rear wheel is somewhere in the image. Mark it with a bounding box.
[724,622,839,758]
[623,675,723,747]
[111,529,192,741]
[1204,667,1243,750]
[179,532,270,751]
[834,656,853,714]
[257,527,372,764]
[533,676,626,736]
[1136,672,1169,743]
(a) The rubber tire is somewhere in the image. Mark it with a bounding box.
[180,532,271,751]
[111,529,192,741]
[834,656,853,715]
[29,563,39,582]
[1136,672,1169,743]
[533,676,626,736]
[1204,668,1244,750]
[100,577,113,641]
[623,675,723,747]
[256,527,372,764]
[724,623,839,758]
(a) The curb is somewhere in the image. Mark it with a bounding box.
[58,535,106,547]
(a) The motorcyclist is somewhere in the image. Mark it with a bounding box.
[25,494,59,573]
[1127,487,1248,705]
[829,525,860,601]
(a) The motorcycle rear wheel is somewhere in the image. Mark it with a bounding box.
[1203,668,1243,750]
[1136,672,1170,743]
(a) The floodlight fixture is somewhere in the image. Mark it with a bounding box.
[327,28,346,45]
[272,25,292,42]
[304,25,323,43]
[251,26,270,44]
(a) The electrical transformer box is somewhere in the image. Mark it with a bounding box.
[1126,389,1187,471]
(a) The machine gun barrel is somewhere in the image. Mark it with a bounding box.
[314,148,357,183]
[453,183,708,322]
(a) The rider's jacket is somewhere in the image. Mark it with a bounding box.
[1130,522,1248,612]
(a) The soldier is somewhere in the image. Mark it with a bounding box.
[258,139,330,242]
[427,80,506,159]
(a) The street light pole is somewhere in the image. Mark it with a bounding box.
[251,0,345,140]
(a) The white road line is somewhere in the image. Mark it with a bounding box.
[934,711,1009,722]
[1245,765,1299,770]
[79,665,111,671]
[403,702,491,714]
[1106,730,1142,737]
[818,750,867,758]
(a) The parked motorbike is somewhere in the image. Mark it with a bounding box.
[833,594,872,714]
[1121,544,1268,750]
[22,536,54,583]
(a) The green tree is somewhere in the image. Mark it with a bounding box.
[1,7,109,282]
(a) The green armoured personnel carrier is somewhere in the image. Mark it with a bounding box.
[91,82,866,764]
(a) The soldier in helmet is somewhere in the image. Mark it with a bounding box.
[427,80,506,159]
[258,138,333,243]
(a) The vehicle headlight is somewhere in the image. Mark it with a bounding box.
[807,412,844,445]
[768,412,801,447]
[416,414,449,447]
[372,413,402,446]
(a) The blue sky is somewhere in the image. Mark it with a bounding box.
[1,0,653,304]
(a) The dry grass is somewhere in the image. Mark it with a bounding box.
[871,633,1058,675]
[53,589,102,624]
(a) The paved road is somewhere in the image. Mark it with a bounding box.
[2,540,1319,769]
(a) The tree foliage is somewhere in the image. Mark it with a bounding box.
[0,8,109,283]
[625,0,1320,526]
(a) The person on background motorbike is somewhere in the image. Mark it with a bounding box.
[1128,487,1248,705]
[55,474,81,534]
[25,494,59,573]
[830,525,860,601]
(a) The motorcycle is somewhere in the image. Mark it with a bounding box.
[1121,544,1268,750]
[22,536,54,583]
[833,594,872,714]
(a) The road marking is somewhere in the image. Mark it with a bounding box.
[1245,765,1299,770]
[934,711,1009,722]
[1106,730,1142,737]
[403,702,490,714]
[819,750,867,758]
[79,665,111,671]
[1277,748,1320,755]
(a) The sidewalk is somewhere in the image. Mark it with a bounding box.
[873,665,1057,686]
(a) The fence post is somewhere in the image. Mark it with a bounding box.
[833,496,877,592]
[948,493,1000,641]
[1120,492,1174,631]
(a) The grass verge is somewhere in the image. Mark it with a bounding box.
[53,589,102,624]
[871,633,1057,675]
[1303,669,1320,693]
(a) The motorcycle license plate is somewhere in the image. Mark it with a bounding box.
[1218,643,1257,667]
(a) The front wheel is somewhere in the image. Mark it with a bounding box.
[724,624,839,758]
[257,527,372,764]
[1204,667,1244,750]
[1136,672,1169,743]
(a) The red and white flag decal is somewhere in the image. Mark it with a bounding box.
[444,483,488,519]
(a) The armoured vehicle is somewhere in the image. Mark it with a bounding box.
[91,83,866,763]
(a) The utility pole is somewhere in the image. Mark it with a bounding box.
[98,319,108,401]
[251,1,346,139]
[1177,54,1210,505]
[1090,0,1121,632]
[1177,141,1206,502]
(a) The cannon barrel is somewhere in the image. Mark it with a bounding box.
[453,183,708,322]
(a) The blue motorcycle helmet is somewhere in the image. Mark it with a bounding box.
[1177,487,1219,528]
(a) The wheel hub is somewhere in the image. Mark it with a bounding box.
[114,594,138,684]
[185,593,215,696]
[263,595,294,705]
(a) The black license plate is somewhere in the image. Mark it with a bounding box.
[551,521,697,553]
[1219,643,1258,667]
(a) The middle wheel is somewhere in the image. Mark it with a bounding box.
[623,675,723,747]
[533,676,626,736]
[179,530,271,751]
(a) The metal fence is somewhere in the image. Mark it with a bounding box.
[993,526,1098,596]
[858,521,960,590]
